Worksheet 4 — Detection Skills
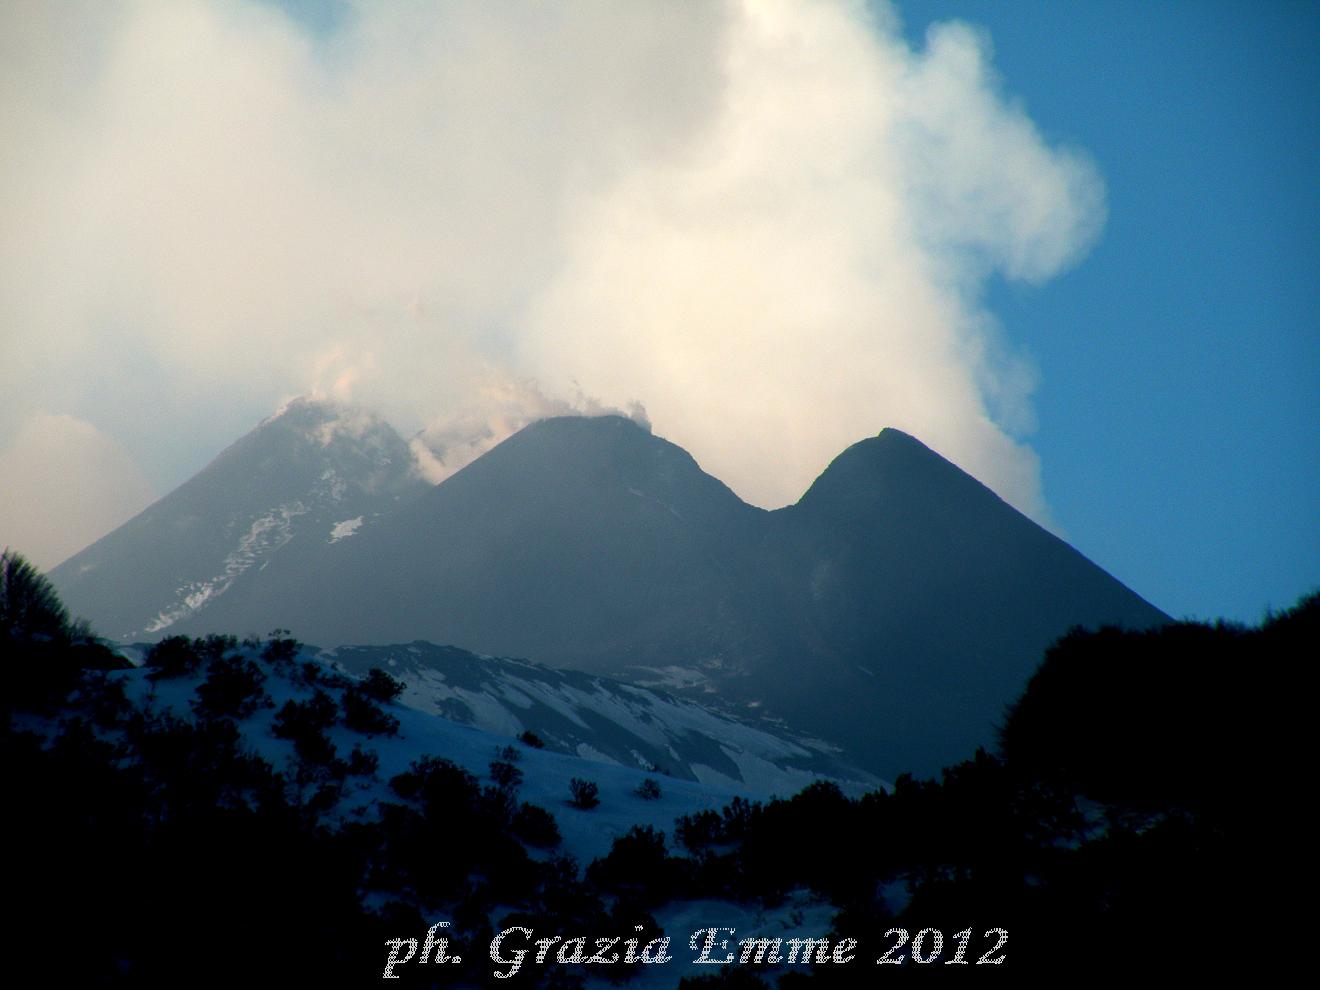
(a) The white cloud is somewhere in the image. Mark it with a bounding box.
[0,0,1104,541]
[0,414,155,570]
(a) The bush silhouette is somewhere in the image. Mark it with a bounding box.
[511,802,562,848]
[341,686,399,736]
[273,690,339,765]
[145,636,203,679]
[587,825,673,902]
[346,744,378,778]
[193,655,269,720]
[489,759,524,791]
[260,629,301,665]
[358,667,405,702]
[569,777,600,809]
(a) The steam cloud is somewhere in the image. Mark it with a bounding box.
[0,0,1104,565]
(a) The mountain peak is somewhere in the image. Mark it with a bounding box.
[445,413,739,518]
[265,392,336,420]
[530,412,651,433]
[794,425,988,514]
[512,413,654,451]
[254,394,393,448]
[51,396,428,641]
[876,425,919,440]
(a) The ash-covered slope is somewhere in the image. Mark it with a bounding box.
[51,398,427,642]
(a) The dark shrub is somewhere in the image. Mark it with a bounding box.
[511,802,561,848]
[489,759,524,791]
[341,687,399,736]
[145,636,203,680]
[587,826,675,905]
[194,634,238,662]
[261,629,300,665]
[273,690,339,765]
[359,667,405,702]
[676,809,723,851]
[390,756,480,812]
[193,655,269,720]
[346,745,378,778]
[569,778,599,810]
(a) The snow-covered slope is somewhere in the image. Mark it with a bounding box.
[52,398,428,641]
[67,644,861,987]
[319,641,881,795]
[106,645,820,864]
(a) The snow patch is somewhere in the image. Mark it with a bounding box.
[630,665,710,691]
[574,742,616,765]
[328,516,364,543]
[146,500,309,632]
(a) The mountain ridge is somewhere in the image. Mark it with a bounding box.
[52,405,1168,777]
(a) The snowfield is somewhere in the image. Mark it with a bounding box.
[41,641,879,987]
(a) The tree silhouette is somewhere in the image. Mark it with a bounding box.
[1,548,72,641]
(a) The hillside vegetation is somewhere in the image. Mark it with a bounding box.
[5,549,1308,981]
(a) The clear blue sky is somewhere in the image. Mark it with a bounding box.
[891,0,1319,622]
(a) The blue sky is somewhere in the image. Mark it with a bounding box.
[894,0,1319,621]
[1,1,1314,626]
[257,0,1320,621]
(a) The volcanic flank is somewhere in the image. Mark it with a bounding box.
[53,405,1167,777]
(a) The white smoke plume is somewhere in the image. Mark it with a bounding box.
[1,0,1103,559]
